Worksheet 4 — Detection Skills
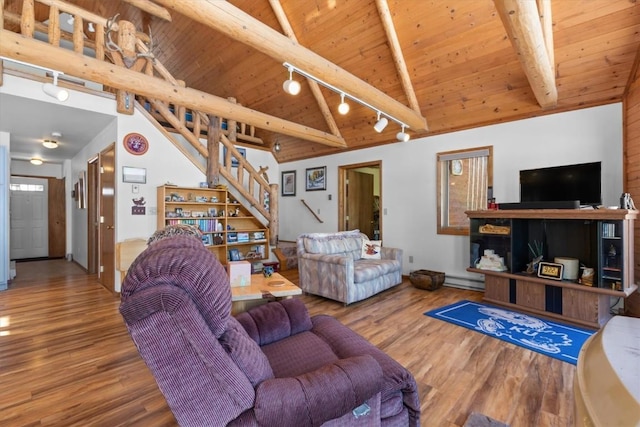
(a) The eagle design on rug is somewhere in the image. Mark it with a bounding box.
[475,307,572,354]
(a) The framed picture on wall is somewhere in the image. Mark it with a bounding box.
[281,170,296,196]
[305,166,326,191]
[223,147,246,168]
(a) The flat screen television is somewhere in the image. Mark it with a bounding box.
[520,161,602,206]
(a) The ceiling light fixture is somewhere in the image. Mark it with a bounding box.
[43,139,58,149]
[282,62,410,140]
[282,65,301,95]
[373,112,388,133]
[87,22,95,33]
[67,14,74,26]
[43,131,62,149]
[338,93,350,115]
[273,141,281,153]
[30,158,43,165]
[42,71,69,101]
[396,125,410,142]
[0,56,70,102]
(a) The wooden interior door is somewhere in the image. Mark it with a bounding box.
[346,170,374,238]
[87,159,99,274]
[98,145,115,292]
[47,177,66,258]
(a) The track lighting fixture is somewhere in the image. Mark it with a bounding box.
[42,71,69,101]
[282,62,410,140]
[0,57,69,102]
[373,112,388,133]
[282,66,301,95]
[67,14,75,26]
[396,125,410,142]
[338,93,350,115]
[30,158,43,165]
[274,141,281,153]
[88,22,95,33]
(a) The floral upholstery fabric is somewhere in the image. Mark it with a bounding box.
[297,230,403,304]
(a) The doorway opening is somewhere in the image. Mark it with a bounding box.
[338,161,382,240]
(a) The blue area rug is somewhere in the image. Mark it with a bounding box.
[425,300,595,365]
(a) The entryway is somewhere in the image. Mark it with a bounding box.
[338,160,381,240]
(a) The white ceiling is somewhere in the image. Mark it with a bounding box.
[0,93,115,164]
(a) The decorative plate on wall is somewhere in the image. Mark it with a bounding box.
[123,133,149,155]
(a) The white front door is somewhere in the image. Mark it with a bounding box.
[10,177,48,259]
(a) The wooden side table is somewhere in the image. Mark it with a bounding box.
[231,272,300,314]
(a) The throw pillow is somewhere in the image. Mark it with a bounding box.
[361,240,382,259]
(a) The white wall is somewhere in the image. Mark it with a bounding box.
[0,72,623,292]
[277,104,623,289]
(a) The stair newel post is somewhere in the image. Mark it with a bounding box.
[207,114,221,187]
[116,19,137,115]
[269,183,279,245]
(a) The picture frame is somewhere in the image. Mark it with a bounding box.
[281,170,296,196]
[223,147,246,168]
[78,170,87,209]
[122,166,147,184]
[201,234,213,246]
[305,166,326,191]
[229,248,241,261]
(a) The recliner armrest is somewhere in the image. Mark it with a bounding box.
[253,354,383,427]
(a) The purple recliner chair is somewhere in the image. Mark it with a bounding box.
[120,233,420,426]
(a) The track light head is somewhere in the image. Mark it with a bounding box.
[373,112,388,133]
[396,125,410,142]
[273,141,281,153]
[42,72,69,101]
[30,158,43,165]
[338,93,349,115]
[283,66,301,95]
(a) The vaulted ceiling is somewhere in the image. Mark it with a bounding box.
[2,0,639,163]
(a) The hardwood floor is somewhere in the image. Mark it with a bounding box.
[0,261,575,426]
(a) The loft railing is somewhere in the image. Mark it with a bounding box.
[5,0,278,238]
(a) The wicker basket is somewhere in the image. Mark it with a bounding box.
[410,269,445,291]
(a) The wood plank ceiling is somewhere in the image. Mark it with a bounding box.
[3,0,639,163]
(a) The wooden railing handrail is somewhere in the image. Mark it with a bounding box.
[301,199,324,223]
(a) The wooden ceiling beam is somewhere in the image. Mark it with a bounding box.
[121,0,172,22]
[153,0,428,131]
[493,0,558,109]
[375,0,423,117]
[269,0,343,139]
[0,31,347,148]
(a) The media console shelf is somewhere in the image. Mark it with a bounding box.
[466,209,638,328]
